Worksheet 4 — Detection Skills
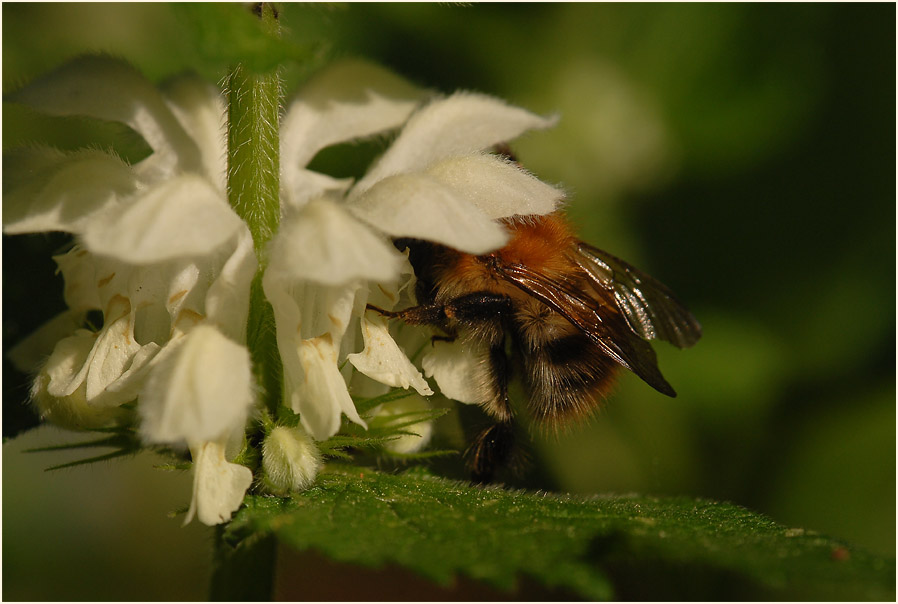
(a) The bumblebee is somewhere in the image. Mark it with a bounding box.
[374,211,701,482]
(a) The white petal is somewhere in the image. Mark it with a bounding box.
[82,174,243,264]
[3,148,136,235]
[139,325,254,445]
[291,335,366,441]
[347,172,508,255]
[282,170,353,212]
[262,426,322,495]
[132,260,201,336]
[347,314,432,396]
[281,57,425,178]
[265,269,368,441]
[44,329,100,399]
[53,246,125,313]
[98,342,162,404]
[8,311,83,373]
[421,339,486,405]
[43,294,130,399]
[425,154,564,219]
[10,56,201,179]
[184,440,252,526]
[53,247,101,312]
[161,75,227,191]
[205,227,257,342]
[267,197,403,286]
[82,303,145,401]
[354,92,557,193]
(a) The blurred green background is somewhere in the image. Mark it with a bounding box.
[3,3,894,600]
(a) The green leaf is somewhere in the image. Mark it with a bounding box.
[351,388,415,415]
[225,465,895,600]
[173,4,313,74]
[24,430,143,471]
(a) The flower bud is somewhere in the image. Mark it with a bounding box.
[262,426,322,495]
[31,371,125,430]
[379,395,434,455]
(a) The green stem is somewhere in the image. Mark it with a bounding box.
[216,5,282,599]
[226,3,283,419]
[210,528,277,602]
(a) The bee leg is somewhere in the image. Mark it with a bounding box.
[465,334,517,484]
[443,292,513,322]
[369,292,512,326]
[366,302,448,326]
[466,420,515,484]
[365,303,395,317]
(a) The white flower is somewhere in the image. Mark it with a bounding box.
[267,59,566,441]
[377,395,436,455]
[6,55,570,520]
[4,56,256,524]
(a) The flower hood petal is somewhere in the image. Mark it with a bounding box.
[81,174,244,264]
[139,324,254,445]
[266,197,403,286]
[281,59,426,208]
[346,172,508,255]
[3,148,137,235]
[161,74,227,191]
[424,154,565,219]
[9,55,202,180]
[354,92,557,194]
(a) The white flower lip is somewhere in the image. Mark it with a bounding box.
[347,314,433,396]
[421,339,486,405]
[185,440,253,526]
[293,335,367,441]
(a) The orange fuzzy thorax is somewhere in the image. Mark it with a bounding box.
[435,213,578,301]
[497,214,577,274]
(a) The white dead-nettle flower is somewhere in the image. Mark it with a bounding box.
[4,56,256,525]
[269,59,566,441]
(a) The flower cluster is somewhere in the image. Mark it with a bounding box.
[5,56,564,525]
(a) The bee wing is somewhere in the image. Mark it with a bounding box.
[495,262,677,397]
[571,242,702,349]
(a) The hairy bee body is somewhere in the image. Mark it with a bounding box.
[387,212,701,482]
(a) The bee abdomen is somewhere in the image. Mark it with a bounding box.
[521,333,618,428]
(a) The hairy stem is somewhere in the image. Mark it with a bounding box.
[226,3,283,420]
